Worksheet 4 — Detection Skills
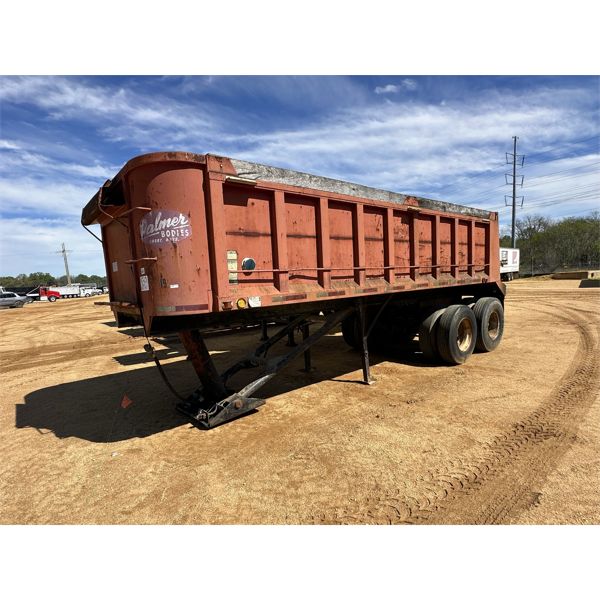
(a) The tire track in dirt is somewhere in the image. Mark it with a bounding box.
[329,300,600,524]
[0,340,135,373]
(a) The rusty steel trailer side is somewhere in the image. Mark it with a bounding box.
[82,152,506,428]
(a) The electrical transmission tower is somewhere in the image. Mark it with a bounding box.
[505,136,525,248]
[56,243,72,285]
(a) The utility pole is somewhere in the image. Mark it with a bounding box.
[57,243,72,285]
[505,136,525,248]
[511,136,517,248]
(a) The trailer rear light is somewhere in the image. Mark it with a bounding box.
[236,297,247,309]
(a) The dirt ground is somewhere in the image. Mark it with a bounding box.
[1,278,599,524]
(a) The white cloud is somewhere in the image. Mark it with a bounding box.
[0,177,94,217]
[374,79,418,94]
[0,76,218,149]
[0,140,20,150]
[0,216,105,276]
[227,92,594,193]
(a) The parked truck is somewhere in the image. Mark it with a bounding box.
[27,284,103,301]
[499,247,520,281]
[26,286,61,302]
[27,285,79,301]
[82,152,505,428]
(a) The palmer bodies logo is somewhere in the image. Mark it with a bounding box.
[140,210,192,245]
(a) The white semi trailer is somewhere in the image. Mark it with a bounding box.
[500,248,520,281]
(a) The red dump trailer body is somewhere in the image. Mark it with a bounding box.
[82,152,505,428]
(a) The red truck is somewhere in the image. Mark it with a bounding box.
[82,152,505,428]
[25,286,61,302]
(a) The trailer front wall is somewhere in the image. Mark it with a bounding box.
[125,163,212,315]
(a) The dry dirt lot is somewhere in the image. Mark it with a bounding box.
[1,279,599,524]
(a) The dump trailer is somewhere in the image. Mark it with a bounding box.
[82,152,506,428]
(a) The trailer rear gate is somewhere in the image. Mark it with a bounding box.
[82,152,505,428]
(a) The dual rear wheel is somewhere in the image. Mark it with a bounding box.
[419,297,504,365]
[341,296,504,366]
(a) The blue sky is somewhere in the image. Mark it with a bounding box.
[0,75,599,277]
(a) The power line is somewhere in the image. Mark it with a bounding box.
[524,161,600,186]
[469,136,599,185]
[524,134,600,165]
[498,192,598,214]
[493,183,599,208]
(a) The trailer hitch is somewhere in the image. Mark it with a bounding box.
[176,391,266,429]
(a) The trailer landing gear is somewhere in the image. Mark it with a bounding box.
[176,306,356,428]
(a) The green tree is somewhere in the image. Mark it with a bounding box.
[516,212,600,274]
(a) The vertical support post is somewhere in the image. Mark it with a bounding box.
[286,317,297,346]
[260,320,269,341]
[432,214,440,280]
[301,322,312,372]
[272,190,289,292]
[451,217,459,279]
[488,216,499,279]
[384,208,395,284]
[354,204,366,286]
[468,219,475,277]
[409,211,420,281]
[317,197,331,289]
[206,176,230,309]
[357,302,372,384]
[179,329,228,400]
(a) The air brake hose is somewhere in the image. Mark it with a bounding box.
[138,305,188,402]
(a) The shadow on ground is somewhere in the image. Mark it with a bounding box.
[17,327,437,443]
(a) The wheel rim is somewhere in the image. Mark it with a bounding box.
[457,317,473,352]
[488,310,500,340]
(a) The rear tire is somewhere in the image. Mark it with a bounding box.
[436,304,477,365]
[418,308,445,361]
[472,297,504,352]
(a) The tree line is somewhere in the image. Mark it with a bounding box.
[0,272,108,289]
[500,212,600,275]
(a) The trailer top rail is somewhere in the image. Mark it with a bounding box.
[82,152,493,226]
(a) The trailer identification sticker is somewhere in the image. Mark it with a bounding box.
[112,261,118,272]
[248,296,261,308]
[140,210,192,246]
[140,275,149,292]
[227,250,238,283]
